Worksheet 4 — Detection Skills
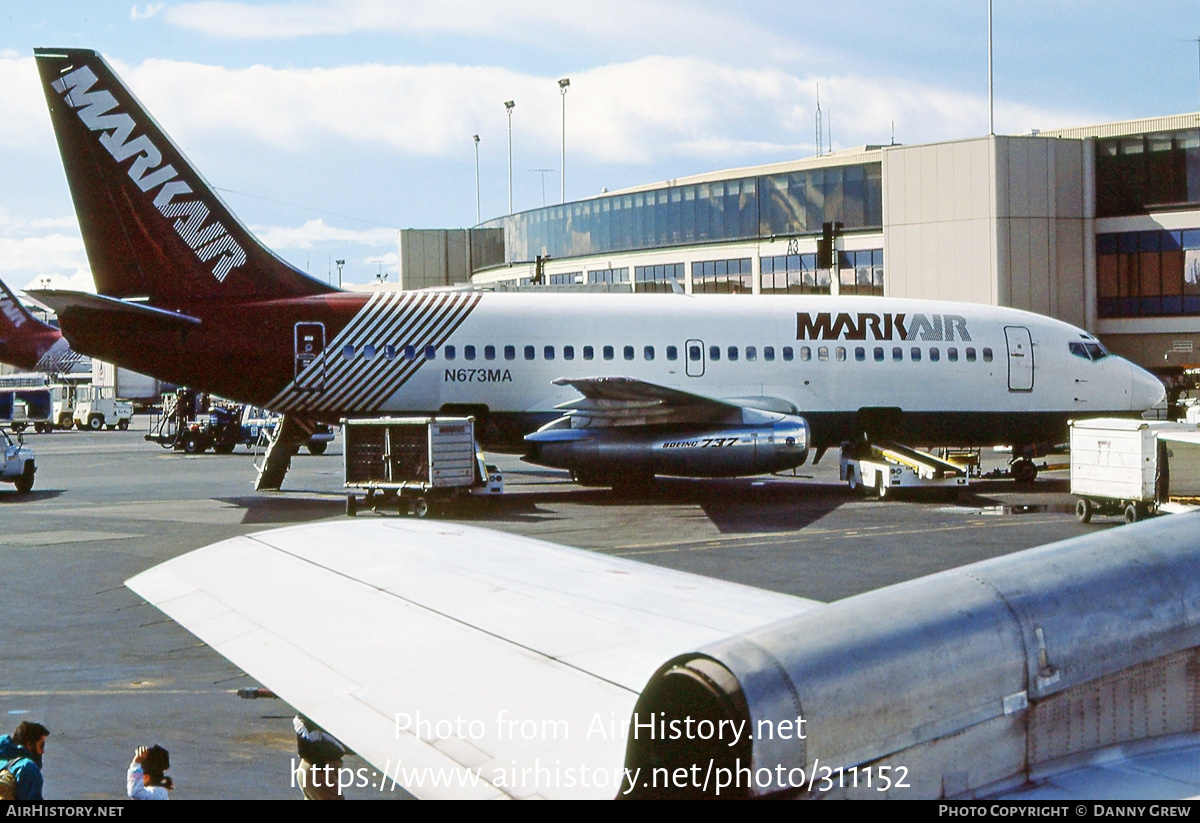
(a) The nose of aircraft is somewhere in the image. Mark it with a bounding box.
[1128,359,1167,411]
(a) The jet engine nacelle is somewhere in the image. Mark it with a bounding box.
[523,418,810,480]
[623,514,1200,798]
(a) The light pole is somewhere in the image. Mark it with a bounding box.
[472,134,480,225]
[335,259,345,289]
[558,78,569,203]
[504,100,515,215]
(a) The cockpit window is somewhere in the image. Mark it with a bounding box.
[1070,341,1111,361]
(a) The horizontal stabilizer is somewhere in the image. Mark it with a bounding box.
[126,520,816,799]
[26,289,201,326]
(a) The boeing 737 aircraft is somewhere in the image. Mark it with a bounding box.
[0,276,80,374]
[31,48,1164,484]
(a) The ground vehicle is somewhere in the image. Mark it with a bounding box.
[343,417,486,516]
[148,391,334,455]
[1,428,35,493]
[0,388,52,434]
[839,440,970,498]
[73,384,132,430]
[1070,418,1200,523]
[91,360,171,412]
[239,407,334,455]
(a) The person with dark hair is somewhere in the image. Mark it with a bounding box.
[293,715,347,800]
[127,745,173,800]
[0,721,50,800]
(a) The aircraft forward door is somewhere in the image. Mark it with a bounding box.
[685,339,705,377]
[294,322,326,391]
[1004,326,1034,392]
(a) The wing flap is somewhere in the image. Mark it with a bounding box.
[127,520,817,799]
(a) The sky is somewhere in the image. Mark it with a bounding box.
[1,1,1199,291]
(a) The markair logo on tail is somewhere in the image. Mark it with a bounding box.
[52,65,246,282]
[0,294,26,329]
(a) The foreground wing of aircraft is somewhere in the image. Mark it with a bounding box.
[126,520,816,799]
[129,515,1200,799]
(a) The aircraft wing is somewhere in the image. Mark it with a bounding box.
[125,519,817,799]
[552,376,799,426]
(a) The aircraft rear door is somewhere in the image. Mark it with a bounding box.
[685,339,705,377]
[294,322,326,391]
[1004,326,1034,392]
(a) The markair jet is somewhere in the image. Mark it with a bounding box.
[0,276,81,374]
[32,48,1164,486]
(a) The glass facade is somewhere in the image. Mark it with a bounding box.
[634,263,684,293]
[838,249,885,296]
[1096,229,1200,317]
[483,162,883,262]
[760,253,826,294]
[1096,129,1200,217]
[691,258,752,294]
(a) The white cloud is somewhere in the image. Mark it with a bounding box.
[163,0,799,61]
[115,55,1100,171]
[0,56,51,151]
[130,3,166,20]
[251,219,397,250]
[18,269,97,295]
[0,233,88,277]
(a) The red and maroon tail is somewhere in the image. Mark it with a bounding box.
[34,48,337,306]
[0,277,76,372]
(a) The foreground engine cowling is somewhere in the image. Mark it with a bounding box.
[522,417,810,480]
[621,514,1200,799]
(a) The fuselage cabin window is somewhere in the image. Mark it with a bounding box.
[485,345,496,360]
[465,345,476,361]
[584,345,595,360]
[504,345,516,361]
[603,345,615,360]
[444,345,456,361]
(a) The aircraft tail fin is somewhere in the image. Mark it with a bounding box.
[0,278,74,372]
[34,48,337,305]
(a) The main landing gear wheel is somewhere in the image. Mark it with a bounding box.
[1075,498,1093,524]
[1011,458,1038,484]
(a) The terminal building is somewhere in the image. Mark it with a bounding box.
[397,112,1200,397]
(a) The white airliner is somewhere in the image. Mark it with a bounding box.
[31,47,1165,485]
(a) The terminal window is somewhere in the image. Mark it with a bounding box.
[1097,229,1200,317]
